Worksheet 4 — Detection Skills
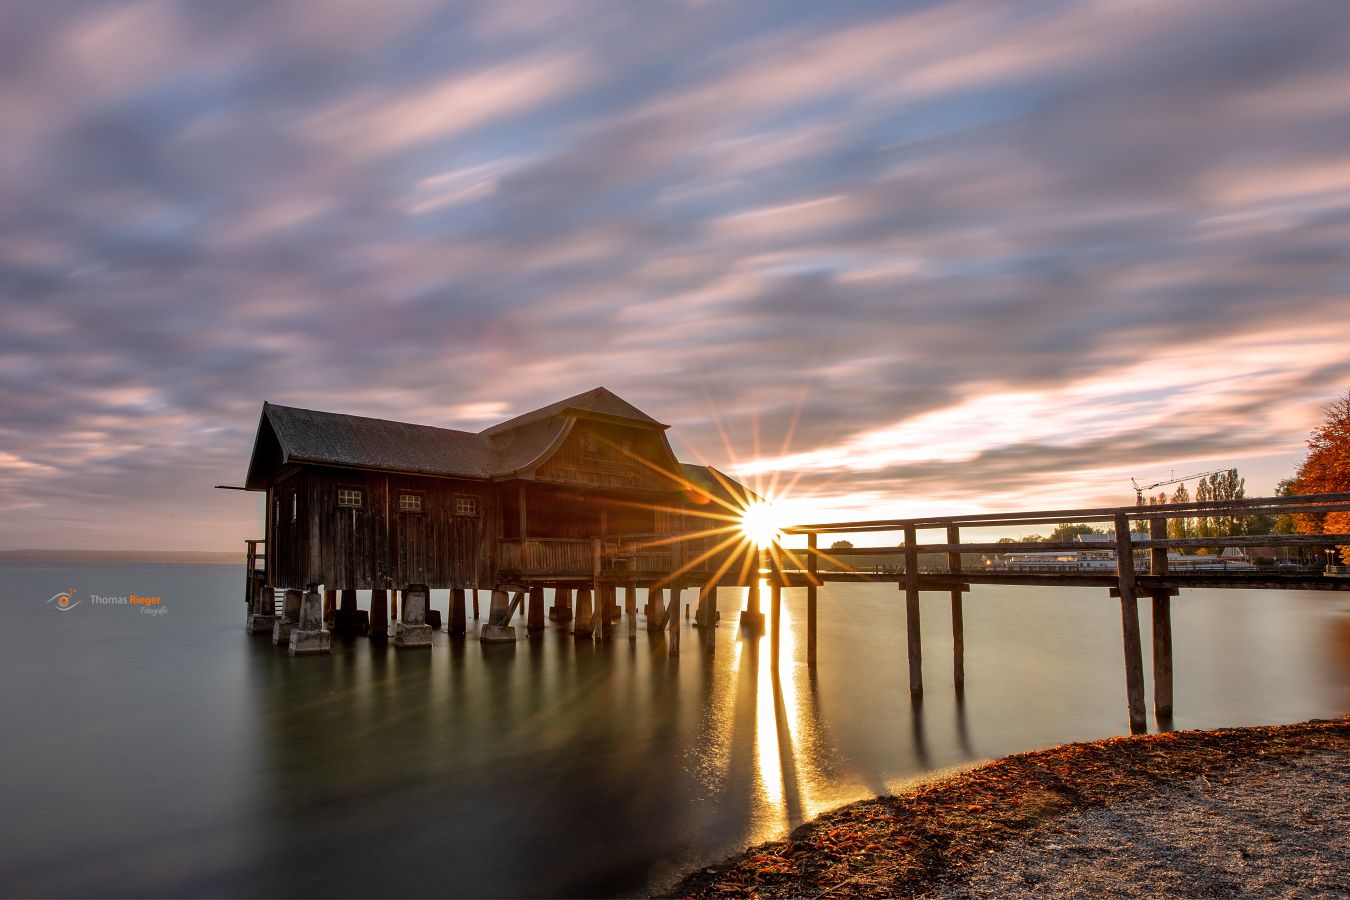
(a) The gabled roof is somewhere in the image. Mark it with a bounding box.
[480,386,666,436]
[244,388,702,490]
[250,404,494,486]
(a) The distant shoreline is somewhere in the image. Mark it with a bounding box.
[0,549,241,565]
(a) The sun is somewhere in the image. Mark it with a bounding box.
[739,500,784,549]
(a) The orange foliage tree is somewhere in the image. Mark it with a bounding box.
[1291,390,1350,562]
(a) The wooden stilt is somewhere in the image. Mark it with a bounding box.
[807,533,818,667]
[1114,511,1148,734]
[472,589,480,620]
[391,590,399,621]
[741,571,765,632]
[947,524,964,691]
[449,588,466,636]
[527,586,545,632]
[904,524,923,696]
[667,586,680,652]
[574,588,594,636]
[549,587,574,622]
[1149,517,1174,720]
[647,587,666,631]
[323,588,336,630]
[368,589,388,641]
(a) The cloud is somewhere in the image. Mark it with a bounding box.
[1,0,1349,548]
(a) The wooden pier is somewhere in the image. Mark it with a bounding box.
[774,491,1350,733]
[229,390,1349,732]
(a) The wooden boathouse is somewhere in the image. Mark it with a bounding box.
[237,387,757,653]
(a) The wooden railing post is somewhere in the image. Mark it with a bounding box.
[947,524,964,691]
[806,532,818,667]
[1149,517,1173,720]
[904,524,922,696]
[1114,511,1147,733]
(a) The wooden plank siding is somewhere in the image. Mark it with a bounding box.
[244,391,757,593]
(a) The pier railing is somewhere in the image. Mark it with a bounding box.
[772,491,1350,734]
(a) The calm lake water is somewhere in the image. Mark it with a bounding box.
[2,562,1348,897]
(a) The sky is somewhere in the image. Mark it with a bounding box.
[2,0,1350,550]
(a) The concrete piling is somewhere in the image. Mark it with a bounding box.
[247,585,276,634]
[480,589,517,642]
[549,587,574,622]
[289,585,332,655]
[272,588,302,646]
[394,584,433,649]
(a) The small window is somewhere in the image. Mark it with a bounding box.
[582,433,602,458]
[399,493,423,513]
[274,500,280,527]
[290,492,297,523]
[454,495,478,517]
[337,488,363,509]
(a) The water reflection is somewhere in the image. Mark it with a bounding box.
[3,566,1347,898]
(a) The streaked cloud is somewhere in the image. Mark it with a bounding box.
[1,0,1348,548]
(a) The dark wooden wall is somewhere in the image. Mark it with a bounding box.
[534,420,679,492]
[265,466,495,591]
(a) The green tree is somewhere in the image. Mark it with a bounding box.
[830,540,854,550]
[1045,523,1103,543]
[1167,483,1192,540]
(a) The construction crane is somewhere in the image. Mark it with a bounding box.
[1132,468,1235,506]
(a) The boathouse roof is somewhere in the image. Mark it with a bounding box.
[244,387,714,493]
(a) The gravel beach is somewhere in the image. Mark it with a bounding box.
[664,718,1350,899]
[933,749,1349,898]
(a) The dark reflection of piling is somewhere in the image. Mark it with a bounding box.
[909,693,931,769]
[769,669,804,827]
[953,687,973,757]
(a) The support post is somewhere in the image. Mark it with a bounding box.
[947,524,964,691]
[247,585,276,634]
[626,581,638,638]
[480,589,518,642]
[807,533,818,666]
[336,588,362,635]
[272,588,302,646]
[449,588,467,636]
[573,588,594,637]
[667,586,680,653]
[597,585,614,641]
[394,583,433,648]
[323,588,336,630]
[1149,517,1173,720]
[527,586,545,632]
[904,524,923,696]
[368,589,389,641]
[740,560,765,632]
[647,587,667,631]
[549,587,574,622]
[472,590,480,620]
[289,584,332,655]
[1114,511,1147,733]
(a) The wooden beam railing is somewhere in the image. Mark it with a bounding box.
[772,492,1350,735]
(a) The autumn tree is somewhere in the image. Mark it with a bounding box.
[1291,390,1350,562]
